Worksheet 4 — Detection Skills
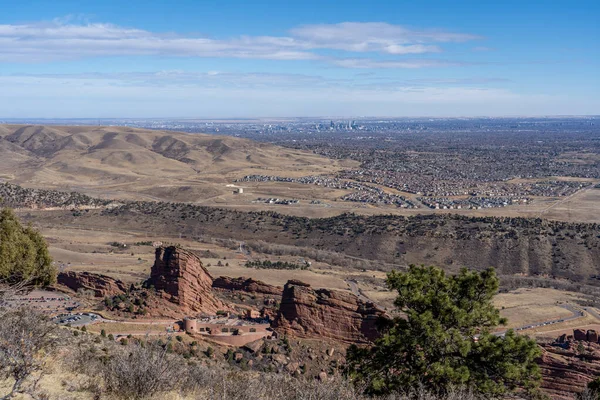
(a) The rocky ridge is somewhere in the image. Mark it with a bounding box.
[57,271,127,297]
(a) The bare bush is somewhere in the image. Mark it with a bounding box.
[100,340,188,400]
[61,334,524,400]
[0,308,60,399]
[181,364,485,400]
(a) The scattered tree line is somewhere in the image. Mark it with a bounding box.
[245,259,309,270]
[0,182,112,209]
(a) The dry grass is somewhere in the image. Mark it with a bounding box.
[207,263,350,290]
[86,322,172,336]
[542,186,600,223]
[0,124,350,205]
[494,288,587,329]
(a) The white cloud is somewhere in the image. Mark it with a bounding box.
[0,20,480,66]
[4,71,513,92]
[0,22,317,61]
[290,22,479,53]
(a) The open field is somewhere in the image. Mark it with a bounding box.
[541,186,600,223]
[42,224,358,292]
[494,288,586,329]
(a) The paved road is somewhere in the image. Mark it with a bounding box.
[346,279,385,309]
[583,306,600,320]
[495,303,584,336]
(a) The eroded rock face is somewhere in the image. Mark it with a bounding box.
[539,344,600,399]
[149,246,226,314]
[212,276,282,296]
[273,280,387,344]
[538,329,600,399]
[57,271,127,297]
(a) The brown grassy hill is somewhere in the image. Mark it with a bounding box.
[0,124,346,201]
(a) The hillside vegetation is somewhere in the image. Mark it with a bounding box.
[2,181,593,283]
[1,179,598,282]
[92,201,600,280]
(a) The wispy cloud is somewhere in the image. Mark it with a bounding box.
[407,77,511,85]
[291,22,480,54]
[0,20,481,67]
[330,58,466,69]
[0,22,317,61]
[6,71,350,89]
[2,71,511,91]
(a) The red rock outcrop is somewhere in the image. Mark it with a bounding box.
[273,280,387,344]
[149,246,226,314]
[539,344,600,399]
[57,271,127,297]
[574,329,587,341]
[538,329,600,399]
[212,276,282,296]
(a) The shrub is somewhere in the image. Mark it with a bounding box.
[0,308,60,398]
[100,342,187,399]
[0,208,56,285]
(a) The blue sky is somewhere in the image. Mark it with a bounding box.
[0,0,598,118]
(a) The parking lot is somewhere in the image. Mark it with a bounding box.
[53,312,100,327]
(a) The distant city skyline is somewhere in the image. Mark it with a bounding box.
[0,0,598,117]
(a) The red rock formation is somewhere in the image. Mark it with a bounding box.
[574,329,587,341]
[57,271,127,297]
[212,276,282,296]
[273,280,387,344]
[149,246,226,314]
[537,329,600,399]
[539,344,600,399]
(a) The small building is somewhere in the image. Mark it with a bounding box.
[182,315,271,346]
[233,188,244,194]
[245,309,260,319]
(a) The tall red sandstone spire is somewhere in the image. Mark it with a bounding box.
[150,246,226,314]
